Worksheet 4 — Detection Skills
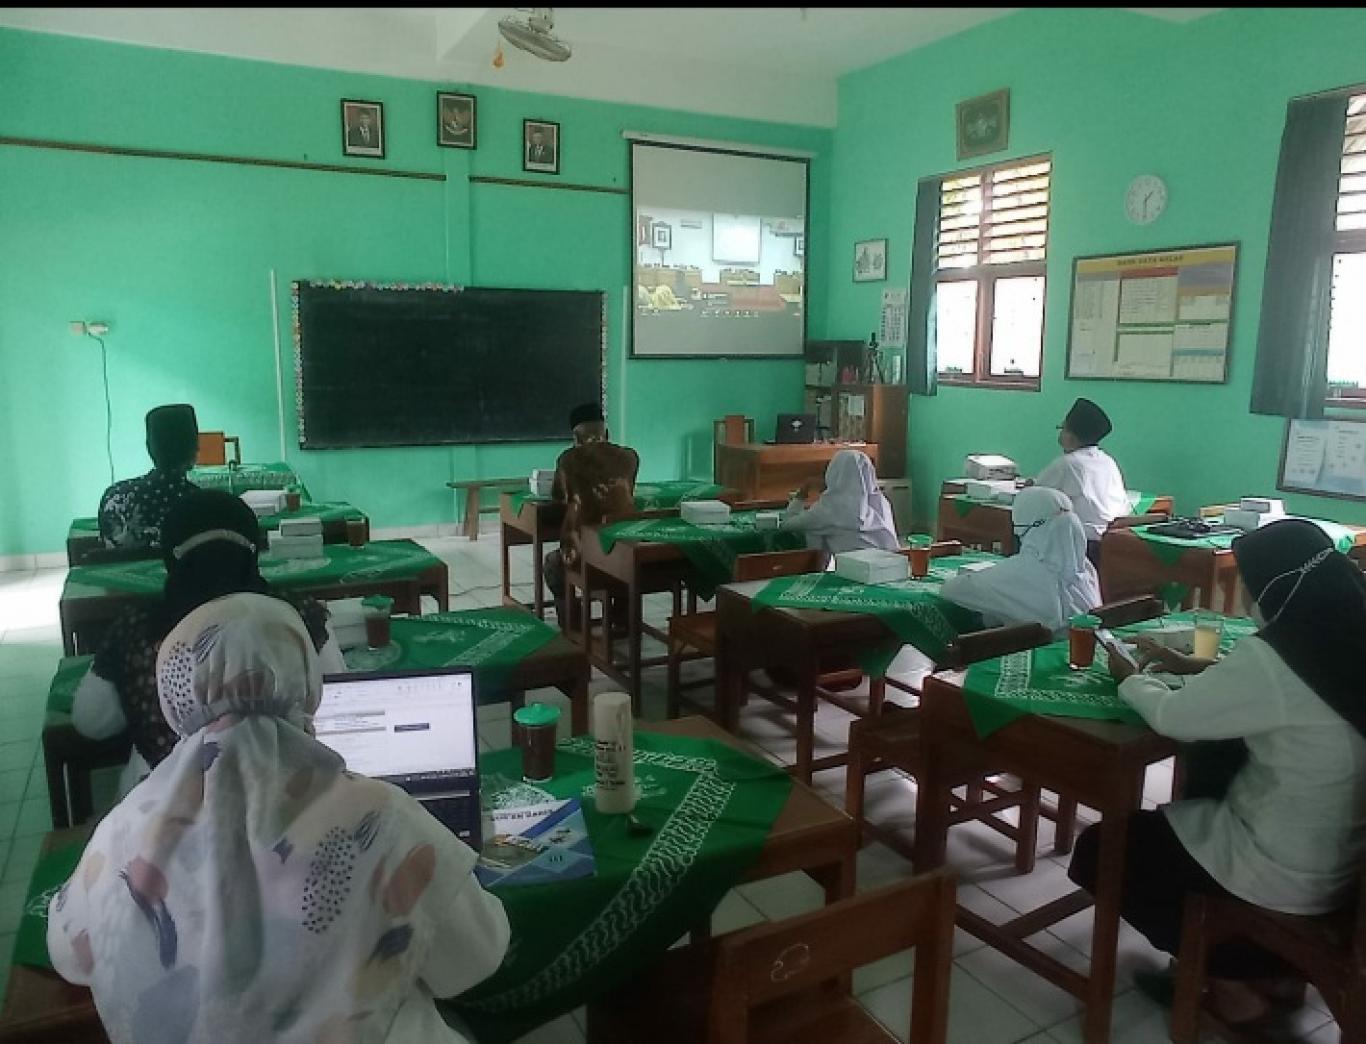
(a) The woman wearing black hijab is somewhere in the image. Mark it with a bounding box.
[1068,519,1366,1024]
[72,489,342,792]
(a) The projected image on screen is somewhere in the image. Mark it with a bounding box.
[632,143,808,358]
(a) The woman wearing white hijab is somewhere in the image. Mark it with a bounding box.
[940,486,1102,635]
[47,593,509,1044]
[781,449,899,554]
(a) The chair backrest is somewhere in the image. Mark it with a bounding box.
[1107,511,1170,531]
[1092,595,1164,628]
[733,549,826,581]
[714,417,756,447]
[707,871,956,1044]
[940,622,1052,670]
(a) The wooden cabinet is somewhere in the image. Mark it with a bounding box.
[830,384,908,479]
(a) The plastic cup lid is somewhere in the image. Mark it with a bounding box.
[361,595,394,611]
[1070,614,1102,628]
[907,534,934,548]
[514,703,561,727]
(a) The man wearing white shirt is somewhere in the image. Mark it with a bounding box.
[1032,397,1130,563]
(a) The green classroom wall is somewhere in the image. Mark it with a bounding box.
[826,6,1366,529]
[0,28,831,557]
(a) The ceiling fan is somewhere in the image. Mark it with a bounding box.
[498,7,572,62]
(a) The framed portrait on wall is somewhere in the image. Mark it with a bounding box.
[341,99,385,159]
[853,238,887,282]
[794,235,805,257]
[956,88,1010,160]
[437,92,476,149]
[523,119,560,174]
[652,223,672,250]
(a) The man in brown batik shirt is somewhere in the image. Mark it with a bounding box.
[544,402,639,625]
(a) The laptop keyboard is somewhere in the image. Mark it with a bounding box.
[421,796,481,848]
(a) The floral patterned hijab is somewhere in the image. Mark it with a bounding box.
[48,593,509,1044]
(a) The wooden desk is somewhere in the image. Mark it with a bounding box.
[1098,527,1239,612]
[714,581,896,783]
[0,718,855,1044]
[58,539,449,656]
[937,482,1175,556]
[714,442,879,502]
[500,493,566,619]
[448,477,529,541]
[912,673,1176,1044]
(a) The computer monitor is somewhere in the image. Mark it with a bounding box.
[315,668,482,847]
[774,413,818,444]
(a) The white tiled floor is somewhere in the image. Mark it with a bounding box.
[0,529,1340,1043]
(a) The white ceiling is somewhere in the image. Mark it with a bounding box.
[0,7,1222,127]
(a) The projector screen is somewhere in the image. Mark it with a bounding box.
[631,140,808,358]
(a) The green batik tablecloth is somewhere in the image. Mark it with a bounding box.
[1132,517,1356,566]
[344,608,559,693]
[46,655,93,717]
[597,512,806,600]
[63,538,439,598]
[506,480,727,517]
[11,840,86,969]
[747,552,996,675]
[450,730,791,1043]
[189,461,309,498]
[961,609,1257,737]
[70,503,364,546]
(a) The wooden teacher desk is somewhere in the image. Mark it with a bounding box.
[912,672,1176,1044]
[714,441,879,502]
[0,717,856,1044]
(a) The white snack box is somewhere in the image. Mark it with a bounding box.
[964,454,1019,481]
[1142,624,1195,655]
[956,561,996,576]
[834,549,910,585]
[278,516,323,539]
[265,531,324,560]
[1238,496,1285,515]
[325,597,368,651]
[754,510,781,531]
[530,468,556,496]
[241,489,287,517]
[680,499,732,526]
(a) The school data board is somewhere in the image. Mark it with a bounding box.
[1279,417,1366,503]
[1066,244,1237,384]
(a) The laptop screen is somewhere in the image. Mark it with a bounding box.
[314,671,477,784]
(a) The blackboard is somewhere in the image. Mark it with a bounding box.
[293,282,605,448]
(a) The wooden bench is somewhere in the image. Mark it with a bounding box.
[448,477,530,540]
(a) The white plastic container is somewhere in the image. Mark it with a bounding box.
[834,549,909,585]
[964,454,1019,480]
[680,499,732,526]
[592,691,636,814]
[754,510,781,531]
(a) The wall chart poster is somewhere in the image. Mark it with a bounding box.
[1066,243,1237,384]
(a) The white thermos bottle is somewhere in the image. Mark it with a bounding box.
[592,691,636,814]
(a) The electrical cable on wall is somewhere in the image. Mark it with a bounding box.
[91,331,115,484]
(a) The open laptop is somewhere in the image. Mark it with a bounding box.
[315,668,483,849]
[772,413,818,444]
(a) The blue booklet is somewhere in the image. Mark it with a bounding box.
[475,798,597,889]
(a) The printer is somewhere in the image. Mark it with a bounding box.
[1224,497,1286,532]
[964,454,1019,481]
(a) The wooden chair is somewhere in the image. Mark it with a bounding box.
[666,549,826,718]
[195,431,241,466]
[846,623,1055,873]
[1169,868,1366,1043]
[43,724,132,829]
[586,872,956,1044]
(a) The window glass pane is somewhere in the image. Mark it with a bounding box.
[936,280,978,376]
[989,276,1045,377]
[1327,252,1366,393]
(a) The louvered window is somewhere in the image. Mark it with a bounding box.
[935,155,1050,388]
[1327,94,1366,404]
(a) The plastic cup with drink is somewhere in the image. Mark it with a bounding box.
[346,518,367,547]
[361,594,394,650]
[284,486,302,512]
[1192,610,1224,660]
[907,534,934,579]
[513,703,561,784]
[1068,613,1102,670]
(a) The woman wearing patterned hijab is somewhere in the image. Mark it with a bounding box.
[1068,519,1366,1024]
[49,593,508,1044]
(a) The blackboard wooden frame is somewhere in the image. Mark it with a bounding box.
[292,280,606,449]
